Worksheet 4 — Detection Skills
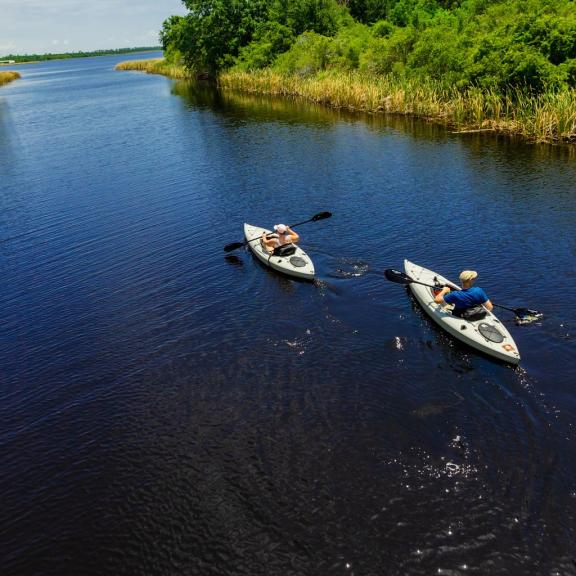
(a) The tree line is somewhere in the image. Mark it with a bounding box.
[0,47,162,63]
[160,0,576,93]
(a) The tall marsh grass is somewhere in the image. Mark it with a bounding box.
[0,71,21,86]
[115,61,576,144]
[220,70,576,144]
[115,59,191,79]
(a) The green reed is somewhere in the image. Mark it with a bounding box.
[115,61,576,144]
[220,70,576,144]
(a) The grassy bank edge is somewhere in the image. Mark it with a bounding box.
[116,59,576,144]
[0,71,21,87]
[115,59,190,79]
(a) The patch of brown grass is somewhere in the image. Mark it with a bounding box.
[115,59,190,79]
[0,71,21,86]
[219,70,576,144]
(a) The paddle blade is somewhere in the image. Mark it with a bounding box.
[384,269,413,285]
[311,211,332,221]
[224,241,245,253]
[514,308,543,325]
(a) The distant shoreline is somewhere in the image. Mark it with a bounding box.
[0,47,162,65]
[1,61,39,66]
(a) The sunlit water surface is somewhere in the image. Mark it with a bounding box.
[1,54,575,575]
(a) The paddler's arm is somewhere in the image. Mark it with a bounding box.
[434,286,451,304]
[261,231,274,249]
[285,226,299,243]
[477,287,494,311]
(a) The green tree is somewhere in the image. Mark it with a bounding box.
[235,21,295,69]
[163,0,269,74]
[269,0,347,36]
[347,0,391,24]
[160,0,576,92]
[274,31,336,74]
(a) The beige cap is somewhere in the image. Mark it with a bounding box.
[459,270,478,283]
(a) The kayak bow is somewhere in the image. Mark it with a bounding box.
[404,259,520,364]
[244,223,315,280]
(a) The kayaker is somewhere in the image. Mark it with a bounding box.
[261,224,299,254]
[434,270,493,317]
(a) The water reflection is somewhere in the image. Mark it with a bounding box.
[172,79,362,127]
[172,78,451,137]
[0,100,15,163]
[172,80,576,159]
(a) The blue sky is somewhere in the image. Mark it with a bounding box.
[0,0,188,55]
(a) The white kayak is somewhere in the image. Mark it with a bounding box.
[404,259,520,364]
[244,223,315,280]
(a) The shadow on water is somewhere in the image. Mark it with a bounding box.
[242,247,315,288]
[224,254,243,267]
[172,79,459,139]
[171,80,576,160]
[172,79,367,128]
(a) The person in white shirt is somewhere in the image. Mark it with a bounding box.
[261,224,299,254]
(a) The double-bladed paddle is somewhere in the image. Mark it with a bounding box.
[223,211,332,253]
[384,268,542,323]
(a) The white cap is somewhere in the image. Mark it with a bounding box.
[274,224,287,234]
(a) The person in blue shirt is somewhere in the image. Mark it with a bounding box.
[434,270,493,317]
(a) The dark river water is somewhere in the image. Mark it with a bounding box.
[1,53,575,576]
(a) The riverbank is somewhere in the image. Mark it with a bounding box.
[0,71,20,86]
[116,59,576,144]
[115,59,190,79]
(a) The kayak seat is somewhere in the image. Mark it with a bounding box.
[273,244,297,257]
[453,305,487,321]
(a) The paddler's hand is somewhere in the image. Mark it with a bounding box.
[434,286,451,304]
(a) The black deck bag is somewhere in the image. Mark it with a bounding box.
[273,244,297,257]
[460,305,487,321]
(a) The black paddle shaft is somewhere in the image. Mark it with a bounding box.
[223,211,332,252]
[383,268,540,320]
[384,269,446,291]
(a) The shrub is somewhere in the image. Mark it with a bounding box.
[360,26,417,74]
[235,22,295,70]
[372,19,396,38]
[274,31,335,75]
